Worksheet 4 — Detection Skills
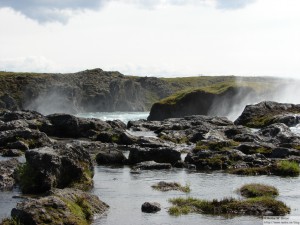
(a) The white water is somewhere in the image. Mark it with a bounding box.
[77,112,149,124]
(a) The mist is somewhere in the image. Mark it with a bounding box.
[209,77,300,121]
[24,86,81,115]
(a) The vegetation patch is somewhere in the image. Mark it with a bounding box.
[273,160,299,177]
[168,196,290,216]
[0,218,21,225]
[239,183,279,198]
[195,140,239,152]
[229,167,270,176]
[151,181,190,193]
[16,163,40,194]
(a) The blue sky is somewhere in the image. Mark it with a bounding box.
[0,0,299,77]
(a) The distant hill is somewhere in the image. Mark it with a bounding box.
[0,68,293,116]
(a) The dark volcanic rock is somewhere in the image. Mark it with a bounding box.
[46,113,113,139]
[141,202,161,213]
[96,149,127,165]
[235,101,300,128]
[0,94,19,111]
[128,147,181,164]
[11,188,109,225]
[2,149,23,157]
[0,158,20,190]
[0,128,52,149]
[19,143,93,194]
[133,161,172,170]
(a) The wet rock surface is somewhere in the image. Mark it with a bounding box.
[11,188,109,225]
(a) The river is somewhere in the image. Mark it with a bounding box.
[0,112,300,225]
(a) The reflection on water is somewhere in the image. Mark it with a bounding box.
[92,166,300,225]
[0,187,21,219]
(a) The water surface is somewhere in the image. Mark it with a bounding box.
[92,166,300,225]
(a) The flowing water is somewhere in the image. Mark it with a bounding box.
[77,112,150,124]
[1,112,300,224]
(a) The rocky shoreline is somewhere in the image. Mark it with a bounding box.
[0,101,300,224]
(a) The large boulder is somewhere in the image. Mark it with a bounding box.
[235,101,300,128]
[0,158,20,190]
[46,113,118,139]
[18,143,93,194]
[10,188,109,225]
[128,147,181,164]
[96,148,127,165]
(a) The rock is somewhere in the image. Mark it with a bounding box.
[235,101,300,128]
[0,128,52,149]
[2,149,23,157]
[148,86,256,121]
[46,113,113,139]
[18,143,93,194]
[0,110,44,122]
[6,140,29,151]
[0,119,29,131]
[271,147,300,158]
[128,147,181,164]
[0,94,19,111]
[11,188,109,225]
[96,149,127,164]
[133,161,172,170]
[141,202,161,213]
[0,159,20,190]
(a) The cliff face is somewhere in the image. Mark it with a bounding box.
[147,86,258,121]
[0,69,172,115]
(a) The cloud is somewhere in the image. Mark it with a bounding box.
[0,0,106,23]
[0,0,256,23]
[215,0,256,9]
[0,56,58,73]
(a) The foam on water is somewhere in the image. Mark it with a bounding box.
[77,112,150,124]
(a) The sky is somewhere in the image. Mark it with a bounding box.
[0,0,299,77]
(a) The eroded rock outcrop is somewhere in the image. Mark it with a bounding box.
[18,143,93,194]
[235,101,300,128]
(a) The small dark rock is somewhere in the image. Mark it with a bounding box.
[141,202,161,213]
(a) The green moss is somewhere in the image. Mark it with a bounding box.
[168,196,290,216]
[239,183,279,198]
[229,167,269,176]
[61,198,90,225]
[195,140,239,152]
[111,134,120,143]
[0,218,22,225]
[159,134,189,144]
[16,163,40,194]
[273,160,299,177]
[246,115,275,128]
[151,181,191,193]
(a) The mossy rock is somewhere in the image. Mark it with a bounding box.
[168,196,290,216]
[239,183,279,198]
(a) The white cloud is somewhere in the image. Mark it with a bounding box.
[0,56,58,73]
[0,0,256,23]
